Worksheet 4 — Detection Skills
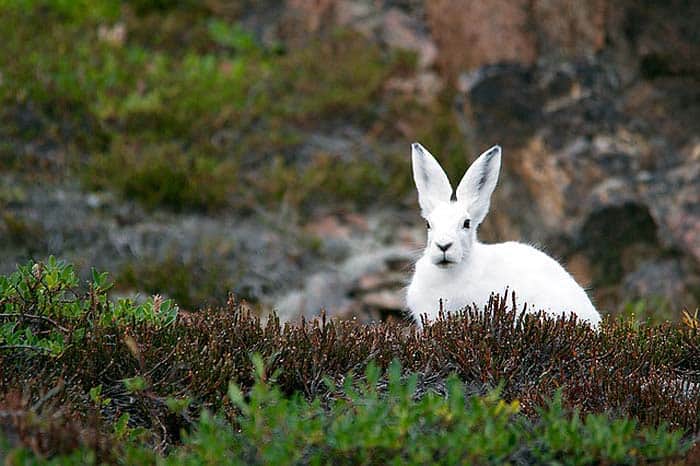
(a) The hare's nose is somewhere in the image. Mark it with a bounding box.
[436,242,453,252]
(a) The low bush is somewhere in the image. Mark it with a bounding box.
[0,258,698,464]
[0,257,177,356]
[5,360,689,465]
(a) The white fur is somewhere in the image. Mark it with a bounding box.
[406,143,601,327]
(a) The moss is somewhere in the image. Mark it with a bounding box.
[0,0,121,23]
[619,296,677,324]
[1,212,46,253]
[268,29,396,125]
[116,253,242,309]
[0,1,469,214]
[258,151,411,212]
[85,138,236,211]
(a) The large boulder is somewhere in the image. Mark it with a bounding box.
[426,0,537,77]
[464,59,700,311]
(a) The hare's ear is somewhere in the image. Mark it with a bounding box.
[455,145,501,225]
[412,142,452,216]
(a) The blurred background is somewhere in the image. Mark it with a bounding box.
[1,0,698,323]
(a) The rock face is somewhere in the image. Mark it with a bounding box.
[0,176,420,321]
[532,0,607,58]
[622,259,697,313]
[465,59,700,310]
[0,176,318,309]
[273,211,419,323]
[284,0,442,101]
[426,0,537,77]
[285,0,435,67]
[275,0,700,314]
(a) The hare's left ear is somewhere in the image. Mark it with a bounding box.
[455,145,501,226]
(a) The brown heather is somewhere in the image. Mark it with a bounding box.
[2,292,699,458]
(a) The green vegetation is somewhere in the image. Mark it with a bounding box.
[620,296,678,324]
[1,211,47,253]
[2,3,698,462]
[117,253,241,309]
[0,256,177,355]
[0,0,468,214]
[3,361,689,464]
[1,258,698,464]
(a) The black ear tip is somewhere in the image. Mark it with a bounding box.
[411,142,425,155]
[483,145,502,161]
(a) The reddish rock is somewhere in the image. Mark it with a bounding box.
[532,0,607,58]
[361,290,404,311]
[285,0,336,33]
[382,8,438,69]
[356,272,405,292]
[426,0,537,78]
[305,215,351,239]
[466,59,700,312]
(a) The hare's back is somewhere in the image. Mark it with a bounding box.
[481,241,599,323]
[484,241,568,274]
[482,241,580,289]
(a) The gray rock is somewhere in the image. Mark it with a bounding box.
[622,259,693,311]
[466,60,700,312]
[0,175,314,307]
[273,242,414,322]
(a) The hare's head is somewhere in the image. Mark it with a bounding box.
[411,142,501,268]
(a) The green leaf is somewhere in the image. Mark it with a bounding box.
[114,413,130,438]
[251,353,265,382]
[165,397,191,414]
[123,376,147,393]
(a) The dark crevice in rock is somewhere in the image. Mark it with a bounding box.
[578,202,661,287]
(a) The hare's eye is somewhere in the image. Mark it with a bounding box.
[463,219,470,229]
[426,221,431,230]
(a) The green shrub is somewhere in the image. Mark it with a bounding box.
[0,0,121,23]
[1,358,690,465]
[260,151,408,211]
[0,256,177,355]
[86,139,236,211]
[2,255,698,462]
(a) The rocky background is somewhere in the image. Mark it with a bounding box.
[1,0,699,322]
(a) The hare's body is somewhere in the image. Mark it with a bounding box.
[407,241,600,325]
[406,142,601,327]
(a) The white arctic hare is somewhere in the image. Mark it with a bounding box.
[406,143,601,327]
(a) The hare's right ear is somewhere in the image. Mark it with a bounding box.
[411,142,452,216]
[455,145,501,225]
